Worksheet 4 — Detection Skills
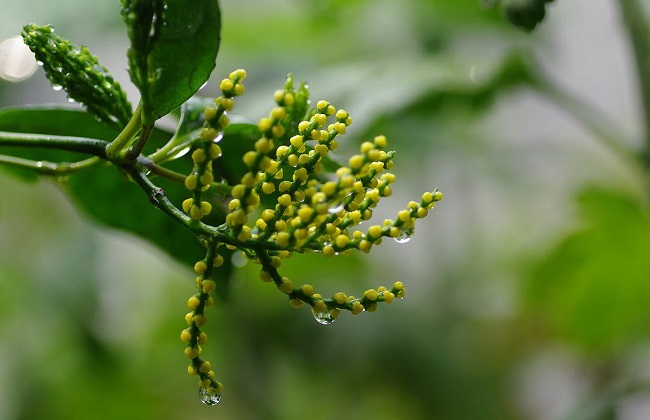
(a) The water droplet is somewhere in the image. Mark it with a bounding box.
[67,97,76,103]
[231,251,247,268]
[393,228,414,244]
[328,203,345,214]
[52,84,63,91]
[311,308,336,325]
[212,133,224,144]
[199,387,221,406]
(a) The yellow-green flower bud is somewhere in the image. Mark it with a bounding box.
[180,329,192,343]
[364,289,378,301]
[278,277,293,293]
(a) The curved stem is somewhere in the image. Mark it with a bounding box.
[106,101,143,159]
[125,122,154,161]
[0,131,108,157]
[530,76,648,181]
[619,0,650,152]
[124,163,286,252]
[0,155,101,175]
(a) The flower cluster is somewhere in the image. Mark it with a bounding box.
[180,70,442,403]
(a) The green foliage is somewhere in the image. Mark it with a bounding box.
[527,187,650,353]
[3,0,650,417]
[0,0,443,406]
[121,0,221,123]
[487,0,555,31]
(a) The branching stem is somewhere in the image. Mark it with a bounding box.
[106,101,143,159]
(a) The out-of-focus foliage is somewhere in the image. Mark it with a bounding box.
[527,186,650,353]
[1,0,649,419]
[491,0,556,31]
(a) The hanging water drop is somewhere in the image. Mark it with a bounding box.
[393,228,414,244]
[52,84,63,91]
[311,308,337,325]
[199,386,221,406]
[328,203,345,214]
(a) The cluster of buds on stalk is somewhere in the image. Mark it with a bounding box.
[179,69,442,404]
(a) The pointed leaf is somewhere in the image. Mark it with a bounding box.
[121,0,221,122]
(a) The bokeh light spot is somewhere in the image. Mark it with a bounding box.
[0,36,37,82]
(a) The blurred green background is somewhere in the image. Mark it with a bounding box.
[2,0,650,419]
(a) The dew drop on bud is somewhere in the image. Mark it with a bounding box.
[199,386,221,406]
[327,203,345,214]
[393,228,414,244]
[311,308,336,325]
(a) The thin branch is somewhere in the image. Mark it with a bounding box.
[105,101,143,159]
[0,131,108,157]
[0,155,100,175]
[125,122,154,161]
[619,0,650,158]
[531,75,647,179]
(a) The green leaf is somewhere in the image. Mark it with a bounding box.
[0,106,117,179]
[21,25,133,127]
[121,0,221,123]
[525,186,650,353]
[0,106,232,281]
[0,106,119,141]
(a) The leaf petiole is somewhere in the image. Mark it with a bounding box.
[105,101,143,160]
[0,154,101,175]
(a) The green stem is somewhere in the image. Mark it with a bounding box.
[135,156,231,195]
[137,156,188,184]
[124,163,283,252]
[125,122,154,161]
[619,0,650,160]
[124,163,195,227]
[0,155,100,175]
[150,133,195,164]
[0,131,108,157]
[531,76,647,181]
[106,101,143,159]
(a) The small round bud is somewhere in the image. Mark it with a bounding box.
[184,347,200,359]
[301,284,315,296]
[194,260,208,275]
[279,277,293,294]
[364,289,378,301]
[397,210,411,223]
[193,314,208,327]
[192,148,206,163]
[290,299,305,308]
[260,270,273,282]
[204,107,217,120]
[180,329,192,343]
[322,245,336,257]
[202,280,216,294]
[187,296,201,311]
[333,292,347,305]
